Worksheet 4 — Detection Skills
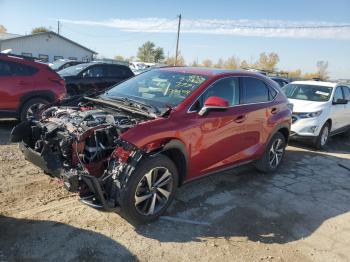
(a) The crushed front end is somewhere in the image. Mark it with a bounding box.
[11,105,148,210]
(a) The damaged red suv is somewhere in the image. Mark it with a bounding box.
[11,67,291,224]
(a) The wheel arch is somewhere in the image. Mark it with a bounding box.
[18,90,55,114]
[150,139,189,186]
[267,123,291,146]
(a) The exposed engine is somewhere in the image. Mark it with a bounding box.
[11,106,143,179]
[11,104,152,209]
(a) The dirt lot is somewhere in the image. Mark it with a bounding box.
[0,119,350,262]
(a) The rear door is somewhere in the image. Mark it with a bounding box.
[239,77,278,155]
[0,59,36,111]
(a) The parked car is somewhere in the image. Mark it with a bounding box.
[282,81,350,149]
[50,59,85,72]
[271,77,289,87]
[11,67,291,224]
[0,54,67,121]
[58,62,134,96]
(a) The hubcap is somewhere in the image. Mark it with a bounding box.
[269,138,284,168]
[26,103,46,120]
[134,167,173,216]
[320,126,329,146]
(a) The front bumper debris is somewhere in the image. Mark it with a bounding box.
[19,142,62,177]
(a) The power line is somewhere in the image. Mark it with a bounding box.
[199,20,350,29]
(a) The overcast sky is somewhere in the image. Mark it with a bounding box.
[1,0,350,79]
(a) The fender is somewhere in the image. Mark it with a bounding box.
[143,138,189,185]
[160,139,189,185]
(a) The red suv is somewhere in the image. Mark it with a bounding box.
[0,54,67,121]
[12,67,291,224]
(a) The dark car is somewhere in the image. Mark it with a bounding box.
[58,62,134,96]
[12,67,291,224]
[0,54,67,121]
[271,77,289,87]
[50,59,85,72]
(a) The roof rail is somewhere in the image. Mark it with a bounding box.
[0,53,40,62]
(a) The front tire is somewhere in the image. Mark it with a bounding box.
[314,122,330,149]
[119,155,178,225]
[255,132,286,173]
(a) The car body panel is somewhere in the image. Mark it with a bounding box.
[0,54,67,116]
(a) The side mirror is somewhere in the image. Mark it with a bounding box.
[198,96,229,116]
[333,98,348,105]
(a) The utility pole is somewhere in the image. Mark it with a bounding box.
[174,14,181,66]
[57,20,60,35]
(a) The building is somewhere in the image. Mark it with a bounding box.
[0,31,97,63]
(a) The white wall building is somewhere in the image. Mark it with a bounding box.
[0,31,97,63]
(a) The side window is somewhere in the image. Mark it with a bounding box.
[105,66,132,77]
[241,77,270,104]
[0,60,38,76]
[191,77,239,111]
[333,87,344,101]
[83,66,104,77]
[341,86,350,101]
[0,60,12,76]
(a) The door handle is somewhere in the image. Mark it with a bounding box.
[271,108,278,114]
[234,115,246,123]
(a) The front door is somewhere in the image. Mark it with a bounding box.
[330,86,347,131]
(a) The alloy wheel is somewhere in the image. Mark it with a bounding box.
[26,103,46,120]
[134,167,173,216]
[269,138,284,168]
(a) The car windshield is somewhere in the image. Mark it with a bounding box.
[58,63,91,76]
[50,60,68,70]
[103,69,208,112]
[282,84,333,102]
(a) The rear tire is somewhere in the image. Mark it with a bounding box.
[255,132,286,173]
[20,98,49,121]
[118,155,179,225]
[314,122,330,149]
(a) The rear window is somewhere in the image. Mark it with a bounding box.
[241,77,270,103]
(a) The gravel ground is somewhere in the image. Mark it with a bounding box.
[0,119,350,262]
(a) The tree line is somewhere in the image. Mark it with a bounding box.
[115,41,329,80]
[12,27,328,80]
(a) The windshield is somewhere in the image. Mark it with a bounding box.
[282,84,333,102]
[58,63,91,76]
[103,69,208,111]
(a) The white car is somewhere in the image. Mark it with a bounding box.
[282,81,350,149]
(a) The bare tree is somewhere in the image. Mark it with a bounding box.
[316,61,329,80]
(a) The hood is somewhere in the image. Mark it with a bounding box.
[288,98,329,113]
